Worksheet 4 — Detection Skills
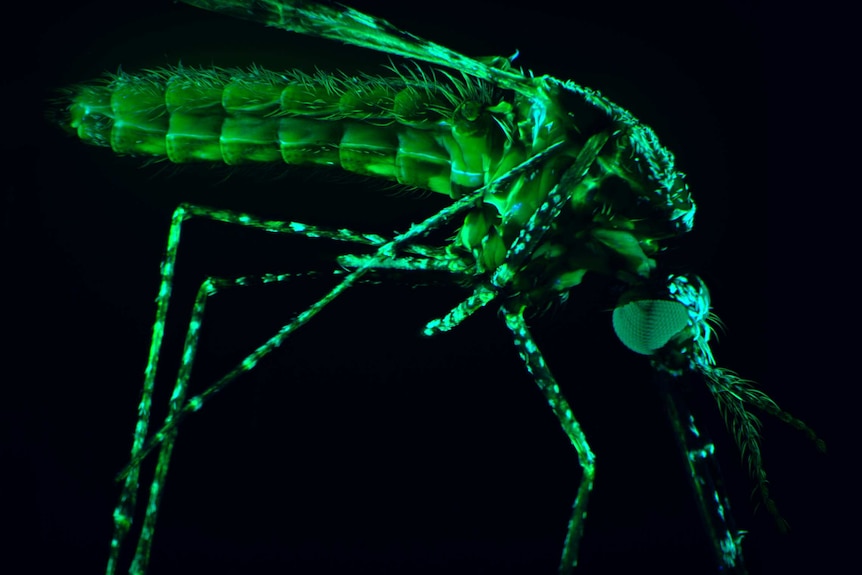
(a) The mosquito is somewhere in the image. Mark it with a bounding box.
[51,1,824,573]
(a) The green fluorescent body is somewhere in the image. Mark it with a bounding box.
[51,2,824,575]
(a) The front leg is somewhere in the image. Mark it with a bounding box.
[501,304,596,574]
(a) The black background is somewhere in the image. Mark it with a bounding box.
[5,1,840,574]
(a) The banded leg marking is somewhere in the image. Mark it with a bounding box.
[502,305,595,575]
[109,203,414,575]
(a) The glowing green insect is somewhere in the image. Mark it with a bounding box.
[53,1,824,573]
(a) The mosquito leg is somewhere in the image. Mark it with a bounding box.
[661,375,748,574]
[337,252,473,274]
[501,304,595,575]
[113,197,485,573]
[127,246,475,574]
[107,206,185,575]
[124,253,475,571]
[107,203,404,575]
[122,253,476,567]
[127,269,348,574]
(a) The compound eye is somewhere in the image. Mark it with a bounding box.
[612,299,689,355]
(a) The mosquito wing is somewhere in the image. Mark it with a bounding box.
[180,0,537,97]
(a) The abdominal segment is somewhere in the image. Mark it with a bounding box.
[62,66,513,199]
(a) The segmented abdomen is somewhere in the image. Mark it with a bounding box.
[63,66,509,199]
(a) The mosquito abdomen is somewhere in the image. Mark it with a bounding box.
[61,66,510,198]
